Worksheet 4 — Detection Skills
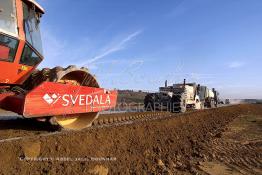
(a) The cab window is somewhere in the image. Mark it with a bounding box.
[0,0,18,36]
[20,44,41,66]
[23,2,43,56]
[0,34,19,62]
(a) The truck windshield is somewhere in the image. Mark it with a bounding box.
[0,0,18,37]
[23,2,43,56]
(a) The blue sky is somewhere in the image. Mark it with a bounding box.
[37,0,262,99]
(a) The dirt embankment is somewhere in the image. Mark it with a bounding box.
[0,104,261,174]
[117,90,147,104]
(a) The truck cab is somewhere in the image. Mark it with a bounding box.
[0,0,44,85]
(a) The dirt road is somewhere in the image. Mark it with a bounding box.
[0,104,261,174]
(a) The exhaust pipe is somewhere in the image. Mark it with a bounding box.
[197,84,200,93]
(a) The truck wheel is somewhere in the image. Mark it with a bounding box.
[144,93,156,111]
[210,100,215,108]
[170,93,186,113]
[200,102,205,109]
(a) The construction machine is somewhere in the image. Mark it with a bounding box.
[0,0,117,130]
[198,86,219,108]
[144,80,219,113]
[225,99,230,105]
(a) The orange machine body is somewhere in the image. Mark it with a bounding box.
[0,0,43,85]
[0,0,118,118]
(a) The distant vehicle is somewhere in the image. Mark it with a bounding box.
[144,79,219,113]
[225,99,230,104]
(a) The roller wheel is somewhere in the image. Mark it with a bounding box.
[24,65,100,130]
[51,113,99,130]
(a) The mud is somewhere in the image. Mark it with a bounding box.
[0,104,261,174]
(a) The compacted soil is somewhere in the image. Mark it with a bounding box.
[0,104,261,175]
